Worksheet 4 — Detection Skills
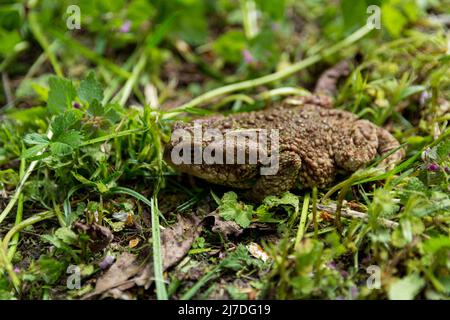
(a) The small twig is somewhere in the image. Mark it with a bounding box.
[316,203,399,229]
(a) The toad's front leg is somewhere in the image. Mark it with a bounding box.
[245,150,302,202]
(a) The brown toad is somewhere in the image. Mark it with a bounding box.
[165,95,404,201]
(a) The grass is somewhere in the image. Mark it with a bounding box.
[0,0,449,300]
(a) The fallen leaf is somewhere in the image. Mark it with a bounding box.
[205,211,243,238]
[133,263,153,288]
[101,288,134,300]
[85,215,203,299]
[94,253,141,293]
[247,288,258,300]
[84,252,151,299]
[122,214,204,291]
[161,215,202,270]
[129,238,140,248]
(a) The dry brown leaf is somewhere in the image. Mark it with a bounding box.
[89,215,202,299]
[94,252,141,294]
[161,215,202,270]
[84,214,218,299]
[205,211,243,238]
[83,252,151,299]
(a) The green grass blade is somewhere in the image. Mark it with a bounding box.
[294,192,310,249]
[80,128,146,147]
[179,266,220,300]
[50,30,130,79]
[110,186,168,300]
[150,196,168,300]
[28,13,63,77]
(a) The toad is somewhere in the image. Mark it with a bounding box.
[165,62,404,201]
[165,95,404,202]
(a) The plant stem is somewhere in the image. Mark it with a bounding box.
[102,52,139,104]
[0,131,53,226]
[28,13,63,77]
[0,242,20,293]
[335,184,349,234]
[52,202,66,228]
[1,211,54,294]
[316,203,398,229]
[163,24,373,118]
[0,162,36,225]
[312,186,318,239]
[7,155,26,260]
[23,42,58,81]
[3,211,55,253]
[80,128,145,147]
[0,41,29,73]
[211,94,255,110]
[304,226,336,238]
[116,54,147,107]
[257,87,310,100]
[240,0,259,39]
[294,192,310,249]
